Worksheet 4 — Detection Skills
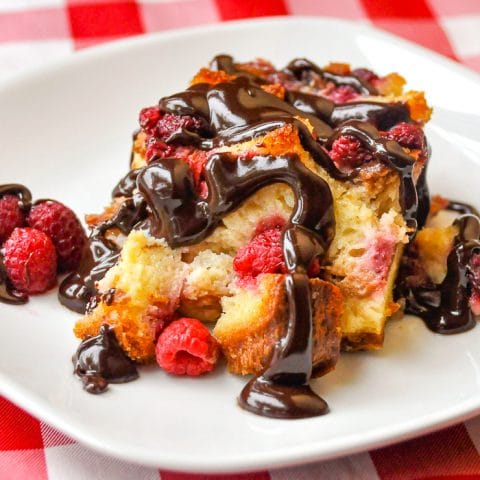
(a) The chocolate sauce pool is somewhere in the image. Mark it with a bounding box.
[59,55,479,417]
[72,324,138,393]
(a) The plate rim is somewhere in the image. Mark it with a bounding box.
[1,15,480,473]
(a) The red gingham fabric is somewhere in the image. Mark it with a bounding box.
[1,1,480,478]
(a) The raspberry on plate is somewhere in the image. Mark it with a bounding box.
[0,195,25,244]
[28,200,86,272]
[155,317,220,376]
[3,227,57,294]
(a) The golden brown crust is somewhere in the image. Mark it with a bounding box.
[190,68,235,87]
[341,331,384,351]
[73,293,166,363]
[178,295,222,322]
[214,276,343,376]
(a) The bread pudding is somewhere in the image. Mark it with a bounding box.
[41,55,479,418]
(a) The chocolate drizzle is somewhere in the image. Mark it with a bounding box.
[58,192,146,313]
[73,324,138,394]
[403,214,480,333]
[283,58,377,96]
[0,184,32,305]
[63,55,438,415]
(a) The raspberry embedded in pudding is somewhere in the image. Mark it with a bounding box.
[328,85,359,103]
[233,224,287,281]
[329,135,373,170]
[386,122,425,150]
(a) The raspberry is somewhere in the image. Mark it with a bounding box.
[3,227,57,294]
[155,317,220,376]
[28,201,86,272]
[139,106,161,134]
[352,68,379,84]
[330,135,373,170]
[198,181,209,199]
[469,254,480,316]
[233,226,286,279]
[364,236,396,288]
[156,113,207,141]
[386,122,425,149]
[185,149,209,186]
[328,85,359,103]
[0,195,25,244]
[145,136,175,162]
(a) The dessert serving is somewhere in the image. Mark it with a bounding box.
[1,54,479,420]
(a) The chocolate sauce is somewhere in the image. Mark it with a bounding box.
[0,184,32,305]
[285,91,411,130]
[283,58,378,95]
[446,200,480,218]
[73,324,138,394]
[112,169,141,198]
[401,214,480,333]
[138,153,333,417]
[327,120,420,233]
[64,55,434,414]
[158,74,423,230]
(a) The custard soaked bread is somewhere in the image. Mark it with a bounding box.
[63,55,432,394]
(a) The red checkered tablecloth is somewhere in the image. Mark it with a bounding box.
[1,1,480,479]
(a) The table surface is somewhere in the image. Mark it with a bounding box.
[1,1,480,479]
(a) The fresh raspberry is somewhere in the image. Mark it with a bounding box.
[155,317,220,376]
[145,136,176,162]
[469,254,480,316]
[352,68,379,84]
[0,195,25,244]
[329,135,373,170]
[3,227,57,294]
[27,201,86,272]
[328,85,359,103]
[386,122,425,150]
[156,113,207,141]
[233,226,286,279]
[139,106,161,134]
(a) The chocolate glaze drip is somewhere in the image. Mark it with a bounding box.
[58,192,146,313]
[400,212,480,333]
[285,91,411,130]
[73,324,138,394]
[446,200,480,218]
[283,58,378,96]
[112,169,141,198]
[327,120,420,233]
[0,184,32,305]
[158,75,423,230]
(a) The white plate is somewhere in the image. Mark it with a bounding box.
[1,17,480,474]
